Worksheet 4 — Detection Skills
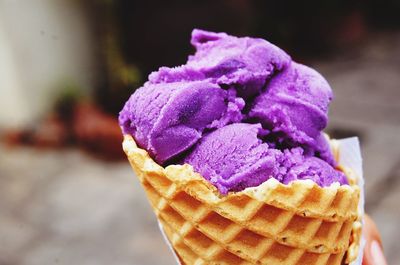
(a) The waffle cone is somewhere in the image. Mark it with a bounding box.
[123,135,362,265]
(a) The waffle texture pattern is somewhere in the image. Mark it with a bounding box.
[123,135,362,265]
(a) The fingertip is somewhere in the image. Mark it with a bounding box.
[363,214,382,246]
[362,214,387,265]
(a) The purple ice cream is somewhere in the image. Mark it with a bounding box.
[119,81,244,164]
[184,123,347,194]
[148,29,291,99]
[119,29,348,194]
[120,29,289,163]
[184,123,280,194]
[248,62,336,166]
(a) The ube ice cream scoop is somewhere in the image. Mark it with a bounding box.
[184,123,280,194]
[149,29,291,99]
[119,81,243,164]
[184,123,347,194]
[248,62,336,165]
[119,29,348,194]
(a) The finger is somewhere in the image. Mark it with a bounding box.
[362,215,387,265]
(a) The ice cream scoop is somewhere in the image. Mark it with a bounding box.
[119,80,243,164]
[184,123,347,194]
[149,29,291,99]
[248,62,336,165]
[184,123,279,194]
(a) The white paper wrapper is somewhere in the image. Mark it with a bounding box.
[158,137,365,265]
[337,137,365,265]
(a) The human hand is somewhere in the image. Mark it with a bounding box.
[362,215,388,265]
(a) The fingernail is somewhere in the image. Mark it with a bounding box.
[371,240,387,265]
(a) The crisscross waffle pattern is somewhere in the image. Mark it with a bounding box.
[123,135,362,265]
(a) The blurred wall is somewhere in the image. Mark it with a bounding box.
[0,25,27,128]
[0,0,96,129]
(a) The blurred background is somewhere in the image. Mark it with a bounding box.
[1,0,399,264]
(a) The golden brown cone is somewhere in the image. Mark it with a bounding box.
[123,135,362,265]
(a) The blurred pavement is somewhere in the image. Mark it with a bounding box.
[0,147,176,265]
